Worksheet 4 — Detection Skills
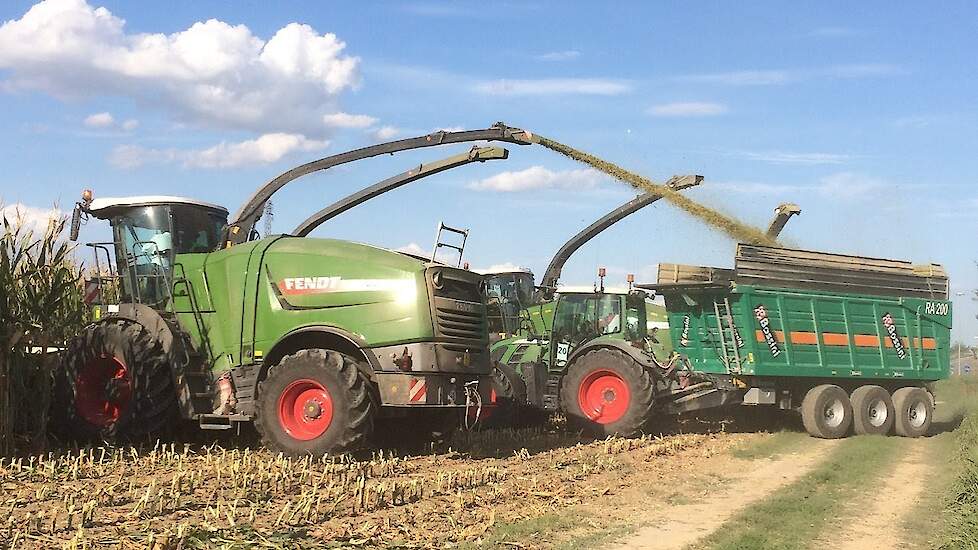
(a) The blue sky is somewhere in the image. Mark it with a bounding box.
[1,1,976,340]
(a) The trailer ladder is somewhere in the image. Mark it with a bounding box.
[431,221,469,267]
[713,298,743,374]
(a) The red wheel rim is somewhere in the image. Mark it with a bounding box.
[578,369,630,425]
[277,379,333,441]
[75,355,132,427]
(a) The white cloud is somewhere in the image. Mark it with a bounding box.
[395,242,428,256]
[0,0,361,136]
[109,133,328,169]
[647,102,727,117]
[372,126,400,140]
[322,112,378,128]
[83,111,114,128]
[675,64,904,86]
[473,78,631,96]
[734,150,852,165]
[0,202,62,233]
[121,118,139,131]
[473,262,529,274]
[535,50,580,62]
[468,165,606,193]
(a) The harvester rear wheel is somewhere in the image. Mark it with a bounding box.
[58,319,177,442]
[892,386,932,438]
[560,348,653,437]
[255,349,373,456]
[801,384,852,439]
[851,385,895,436]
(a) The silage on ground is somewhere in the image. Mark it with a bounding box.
[535,135,779,247]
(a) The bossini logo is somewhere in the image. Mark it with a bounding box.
[753,305,781,357]
[679,315,691,346]
[881,312,907,359]
[277,276,414,295]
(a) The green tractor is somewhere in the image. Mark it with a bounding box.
[59,124,536,455]
[484,176,702,434]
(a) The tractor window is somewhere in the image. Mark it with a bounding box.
[624,293,647,343]
[171,204,226,254]
[112,205,173,305]
[553,294,622,346]
[484,272,536,336]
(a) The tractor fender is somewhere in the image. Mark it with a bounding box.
[565,338,659,376]
[262,325,382,379]
[99,304,197,418]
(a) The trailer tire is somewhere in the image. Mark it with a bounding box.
[560,348,653,437]
[57,319,178,443]
[892,386,932,438]
[255,349,374,456]
[801,384,852,439]
[851,385,895,436]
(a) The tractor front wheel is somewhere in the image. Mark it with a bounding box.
[255,349,374,456]
[560,348,654,437]
[58,319,177,442]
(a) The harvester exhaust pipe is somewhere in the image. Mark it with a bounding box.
[766,203,802,239]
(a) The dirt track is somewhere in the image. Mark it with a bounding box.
[612,439,837,550]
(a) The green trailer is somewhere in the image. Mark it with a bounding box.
[642,244,951,438]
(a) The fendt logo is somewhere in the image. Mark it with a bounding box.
[279,277,342,295]
[881,312,908,359]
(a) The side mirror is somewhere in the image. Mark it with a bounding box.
[69,203,82,241]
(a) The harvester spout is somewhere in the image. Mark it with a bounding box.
[227,123,534,247]
[537,174,703,298]
[292,146,509,237]
[766,202,802,239]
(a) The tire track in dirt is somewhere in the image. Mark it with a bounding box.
[817,439,930,550]
[611,439,839,550]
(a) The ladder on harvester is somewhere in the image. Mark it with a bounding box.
[431,221,469,267]
[713,298,743,374]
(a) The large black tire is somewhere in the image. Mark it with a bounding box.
[801,384,852,439]
[892,386,933,438]
[57,319,178,442]
[478,362,525,429]
[560,348,654,437]
[851,385,895,436]
[255,349,374,456]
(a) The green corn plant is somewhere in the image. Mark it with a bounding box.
[0,206,87,456]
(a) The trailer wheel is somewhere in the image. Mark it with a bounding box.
[58,319,178,442]
[851,385,895,436]
[560,348,653,437]
[255,349,374,456]
[801,384,852,439]
[892,387,932,438]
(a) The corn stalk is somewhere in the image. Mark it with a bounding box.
[0,207,87,456]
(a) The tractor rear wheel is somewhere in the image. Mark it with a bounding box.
[560,348,654,437]
[892,386,932,438]
[851,385,895,436]
[801,384,852,439]
[58,319,177,442]
[255,349,374,456]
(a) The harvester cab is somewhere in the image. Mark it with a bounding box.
[71,193,228,309]
[59,124,540,456]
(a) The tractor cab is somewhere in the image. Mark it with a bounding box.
[549,286,649,372]
[71,192,228,308]
[481,269,536,340]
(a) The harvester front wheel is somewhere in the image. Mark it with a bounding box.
[255,349,374,456]
[801,384,852,439]
[58,319,177,442]
[892,386,932,438]
[851,385,895,436]
[560,348,653,437]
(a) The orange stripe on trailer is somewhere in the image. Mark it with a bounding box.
[821,333,850,346]
[756,330,786,343]
[751,329,937,350]
[788,331,818,345]
[853,334,880,347]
